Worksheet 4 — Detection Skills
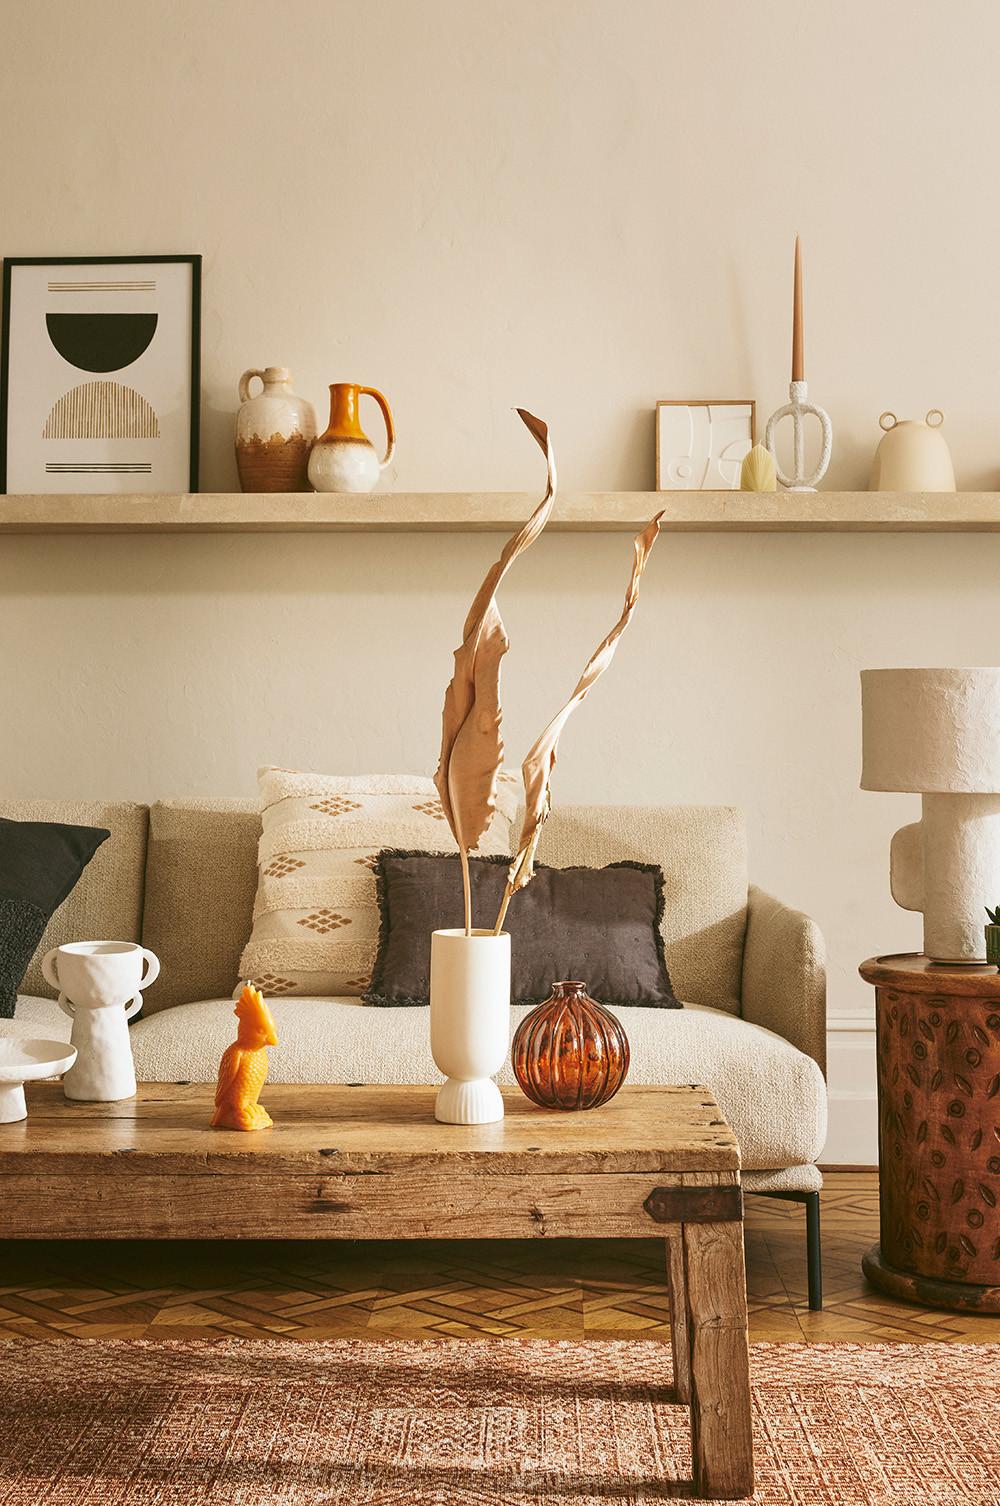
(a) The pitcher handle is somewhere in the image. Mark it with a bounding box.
[56,991,76,1020]
[360,386,396,471]
[239,369,266,404]
[139,948,160,991]
[124,993,143,1021]
[42,947,62,993]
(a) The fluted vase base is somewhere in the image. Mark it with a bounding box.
[434,1076,504,1125]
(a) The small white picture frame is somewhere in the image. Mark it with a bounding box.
[1,255,201,494]
[656,399,756,490]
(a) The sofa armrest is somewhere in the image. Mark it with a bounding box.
[741,886,827,1076]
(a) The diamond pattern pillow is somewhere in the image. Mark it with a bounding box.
[237,768,515,998]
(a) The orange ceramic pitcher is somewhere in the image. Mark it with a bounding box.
[307,383,396,493]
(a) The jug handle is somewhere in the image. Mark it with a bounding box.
[239,369,266,404]
[360,386,396,471]
[124,993,143,1021]
[56,992,76,1020]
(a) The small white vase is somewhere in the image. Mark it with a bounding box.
[430,929,511,1124]
[42,941,159,1102]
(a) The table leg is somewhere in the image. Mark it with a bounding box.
[682,1218,754,1500]
[665,1234,690,1403]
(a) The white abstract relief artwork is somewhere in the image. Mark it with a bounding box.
[656,401,754,490]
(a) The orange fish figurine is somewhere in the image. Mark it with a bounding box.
[211,982,279,1131]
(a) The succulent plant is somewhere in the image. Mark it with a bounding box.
[985,905,1000,925]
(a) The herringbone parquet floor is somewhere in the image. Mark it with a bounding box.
[0,1173,997,1343]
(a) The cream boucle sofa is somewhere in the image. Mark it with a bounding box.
[4,797,827,1299]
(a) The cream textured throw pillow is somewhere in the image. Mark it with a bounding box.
[237,768,515,998]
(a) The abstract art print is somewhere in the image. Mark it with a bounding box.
[0,256,200,493]
[656,399,755,490]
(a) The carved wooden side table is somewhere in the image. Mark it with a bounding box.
[860,954,1000,1312]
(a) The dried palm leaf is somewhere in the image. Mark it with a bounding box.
[495,511,663,932]
[434,409,556,931]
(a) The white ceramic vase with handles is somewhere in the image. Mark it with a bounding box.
[41,941,160,1102]
[429,929,511,1124]
[869,410,956,492]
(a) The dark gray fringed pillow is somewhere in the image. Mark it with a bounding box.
[365,850,680,1009]
[0,817,110,1017]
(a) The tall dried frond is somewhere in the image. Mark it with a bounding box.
[433,410,556,926]
[496,512,663,931]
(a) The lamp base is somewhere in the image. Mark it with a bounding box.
[927,955,997,967]
[889,792,1000,964]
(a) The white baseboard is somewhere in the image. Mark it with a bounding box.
[822,1089,879,1165]
[820,1014,878,1166]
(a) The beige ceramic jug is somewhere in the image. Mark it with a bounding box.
[869,410,955,492]
[235,367,317,493]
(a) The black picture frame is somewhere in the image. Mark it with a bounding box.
[0,253,202,493]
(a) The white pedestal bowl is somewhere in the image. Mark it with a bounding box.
[0,1039,78,1123]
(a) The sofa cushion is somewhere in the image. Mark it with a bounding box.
[368,851,680,1009]
[0,801,148,1002]
[237,770,516,1003]
[532,806,747,1014]
[0,818,110,1016]
[141,800,260,1014]
[7,994,825,1171]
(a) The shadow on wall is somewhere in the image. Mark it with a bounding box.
[2,525,998,602]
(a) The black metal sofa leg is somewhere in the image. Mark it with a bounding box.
[748,1189,823,1311]
[805,1191,822,1311]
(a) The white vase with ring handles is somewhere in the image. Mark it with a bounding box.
[41,941,160,1102]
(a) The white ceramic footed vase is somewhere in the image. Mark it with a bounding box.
[42,941,160,1102]
[430,929,511,1124]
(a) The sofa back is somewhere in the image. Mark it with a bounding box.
[4,798,749,1014]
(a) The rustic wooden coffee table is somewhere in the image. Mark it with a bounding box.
[0,1081,753,1499]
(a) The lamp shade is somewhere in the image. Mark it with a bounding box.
[861,668,1000,793]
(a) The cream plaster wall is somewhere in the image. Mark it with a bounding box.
[4,0,999,1159]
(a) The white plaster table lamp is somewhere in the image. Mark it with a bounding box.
[861,667,1000,963]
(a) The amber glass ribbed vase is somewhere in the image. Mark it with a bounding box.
[512,980,630,1111]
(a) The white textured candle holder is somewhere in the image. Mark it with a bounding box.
[430,929,511,1124]
[764,380,833,491]
[861,668,1000,963]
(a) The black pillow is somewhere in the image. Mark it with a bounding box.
[0,817,110,1018]
[365,849,680,1009]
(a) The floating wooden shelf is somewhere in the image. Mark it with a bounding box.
[3,491,1000,534]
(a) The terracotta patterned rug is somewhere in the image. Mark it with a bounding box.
[0,1339,997,1505]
